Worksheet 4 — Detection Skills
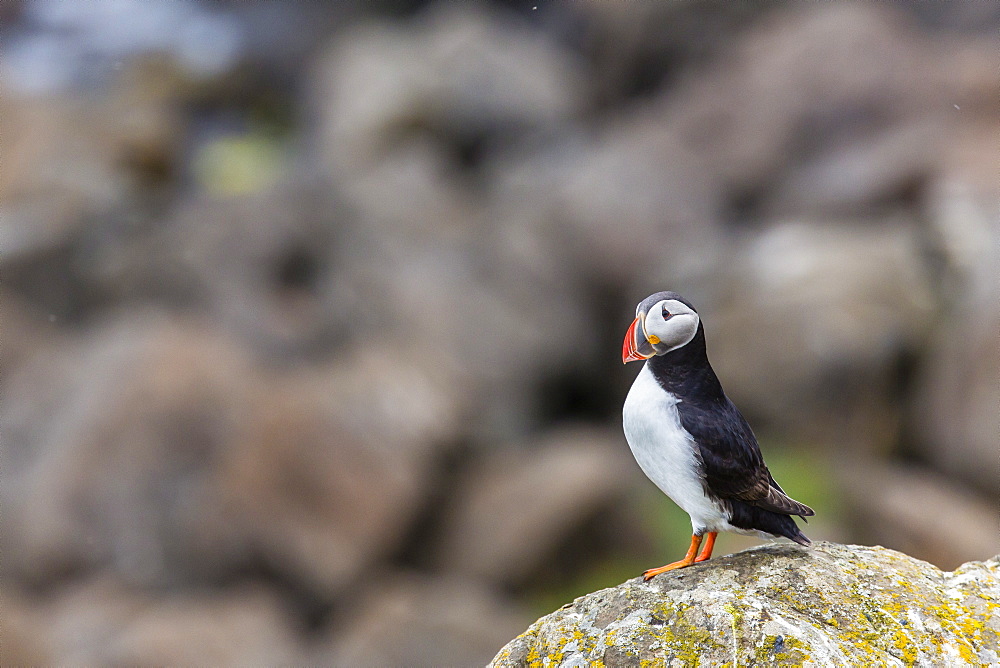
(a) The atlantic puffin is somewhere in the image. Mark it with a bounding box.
[622,291,813,580]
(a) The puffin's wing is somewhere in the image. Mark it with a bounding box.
[678,400,814,517]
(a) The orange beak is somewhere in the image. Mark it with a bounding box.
[622,316,655,364]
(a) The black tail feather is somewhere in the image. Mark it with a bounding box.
[727,499,811,545]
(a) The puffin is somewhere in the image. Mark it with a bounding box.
[621,291,814,580]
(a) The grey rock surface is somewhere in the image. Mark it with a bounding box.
[492,542,1000,667]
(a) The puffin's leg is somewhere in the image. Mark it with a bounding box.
[643,534,703,581]
[694,532,717,562]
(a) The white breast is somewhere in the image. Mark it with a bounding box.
[623,364,731,533]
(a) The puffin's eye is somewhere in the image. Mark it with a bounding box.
[662,306,672,319]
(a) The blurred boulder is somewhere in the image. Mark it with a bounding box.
[321,210,590,442]
[104,58,188,192]
[316,2,585,176]
[942,36,1000,113]
[435,427,633,586]
[309,4,597,443]
[0,90,127,319]
[901,1,1000,33]
[0,73,193,324]
[911,142,1000,495]
[1,314,257,587]
[230,347,462,595]
[710,218,935,451]
[168,181,353,358]
[838,459,1000,570]
[661,2,950,217]
[767,120,938,217]
[568,0,781,106]
[0,589,53,666]
[0,313,453,597]
[0,291,63,377]
[319,573,528,667]
[489,115,726,294]
[30,578,298,665]
[0,91,122,257]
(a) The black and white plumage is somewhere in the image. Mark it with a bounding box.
[621,291,813,579]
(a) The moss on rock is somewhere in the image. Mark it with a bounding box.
[491,542,999,667]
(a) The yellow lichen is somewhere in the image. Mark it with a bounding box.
[891,628,918,666]
[752,634,813,664]
[645,600,725,666]
[525,638,542,666]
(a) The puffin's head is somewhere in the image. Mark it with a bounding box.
[622,291,700,363]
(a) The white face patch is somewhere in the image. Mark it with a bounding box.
[642,299,699,353]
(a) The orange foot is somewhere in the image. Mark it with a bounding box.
[642,532,718,581]
[694,531,717,562]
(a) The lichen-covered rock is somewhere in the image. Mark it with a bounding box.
[491,542,999,667]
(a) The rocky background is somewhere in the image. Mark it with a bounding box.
[2,1,998,665]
